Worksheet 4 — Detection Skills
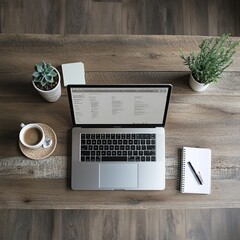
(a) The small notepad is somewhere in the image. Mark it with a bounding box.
[61,62,85,86]
[181,147,211,194]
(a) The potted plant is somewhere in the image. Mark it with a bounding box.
[32,61,61,102]
[180,34,240,92]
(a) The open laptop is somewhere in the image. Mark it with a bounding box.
[67,84,172,190]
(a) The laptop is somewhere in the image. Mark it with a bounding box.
[67,84,172,190]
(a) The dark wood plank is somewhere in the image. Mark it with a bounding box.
[0,209,61,240]
[1,0,64,34]
[62,210,91,239]
[0,210,33,240]
[121,0,146,34]
[0,209,239,240]
[160,209,186,239]
[186,209,211,240]
[0,0,240,35]
[186,0,209,35]
[146,0,184,35]
[65,0,92,34]
[211,209,240,240]
[92,1,122,34]
[208,0,238,36]
[0,0,3,33]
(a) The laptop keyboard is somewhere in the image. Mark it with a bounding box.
[80,133,156,162]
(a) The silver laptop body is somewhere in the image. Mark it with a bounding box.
[67,84,172,190]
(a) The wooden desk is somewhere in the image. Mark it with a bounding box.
[0,34,239,209]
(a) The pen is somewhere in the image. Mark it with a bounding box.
[187,162,203,185]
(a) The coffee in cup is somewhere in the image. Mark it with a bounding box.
[19,123,45,149]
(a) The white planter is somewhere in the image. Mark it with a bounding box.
[33,67,61,102]
[189,74,210,92]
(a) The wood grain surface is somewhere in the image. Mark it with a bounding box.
[0,34,240,72]
[1,208,240,240]
[0,34,240,209]
[1,0,240,36]
[0,179,239,209]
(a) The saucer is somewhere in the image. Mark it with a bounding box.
[19,123,57,160]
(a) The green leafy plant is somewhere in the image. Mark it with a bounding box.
[180,34,240,85]
[32,61,58,91]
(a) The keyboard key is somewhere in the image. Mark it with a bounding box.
[150,134,155,139]
[110,145,114,150]
[96,134,101,139]
[81,134,85,139]
[111,134,115,139]
[147,145,155,150]
[82,151,90,156]
[117,151,121,155]
[151,156,156,161]
[81,145,88,150]
[102,151,106,156]
[102,156,127,161]
[128,156,135,161]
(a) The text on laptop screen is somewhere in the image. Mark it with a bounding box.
[70,87,169,125]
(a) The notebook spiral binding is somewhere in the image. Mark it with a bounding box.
[181,148,186,192]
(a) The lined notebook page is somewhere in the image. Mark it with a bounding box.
[181,147,211,194]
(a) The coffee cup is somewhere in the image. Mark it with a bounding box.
[19,123,45,149]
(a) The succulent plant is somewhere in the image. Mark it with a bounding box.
[32,61,58,89]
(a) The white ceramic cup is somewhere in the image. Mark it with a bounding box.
[19,123,45,149]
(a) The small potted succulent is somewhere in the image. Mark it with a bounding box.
[32,61,61,102]
[181,34,240,92]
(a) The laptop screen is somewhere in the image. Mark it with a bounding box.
[68,85,172,127]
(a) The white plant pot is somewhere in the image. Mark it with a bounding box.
[189,74,210,92]
[33,67,61,102]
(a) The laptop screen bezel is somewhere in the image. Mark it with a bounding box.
[67,84,172,128]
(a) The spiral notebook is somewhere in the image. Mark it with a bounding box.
[181,147,211,194]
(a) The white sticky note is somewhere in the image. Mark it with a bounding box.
[61,62,85,86]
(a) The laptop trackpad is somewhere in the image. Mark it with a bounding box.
[99,163,138,189]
